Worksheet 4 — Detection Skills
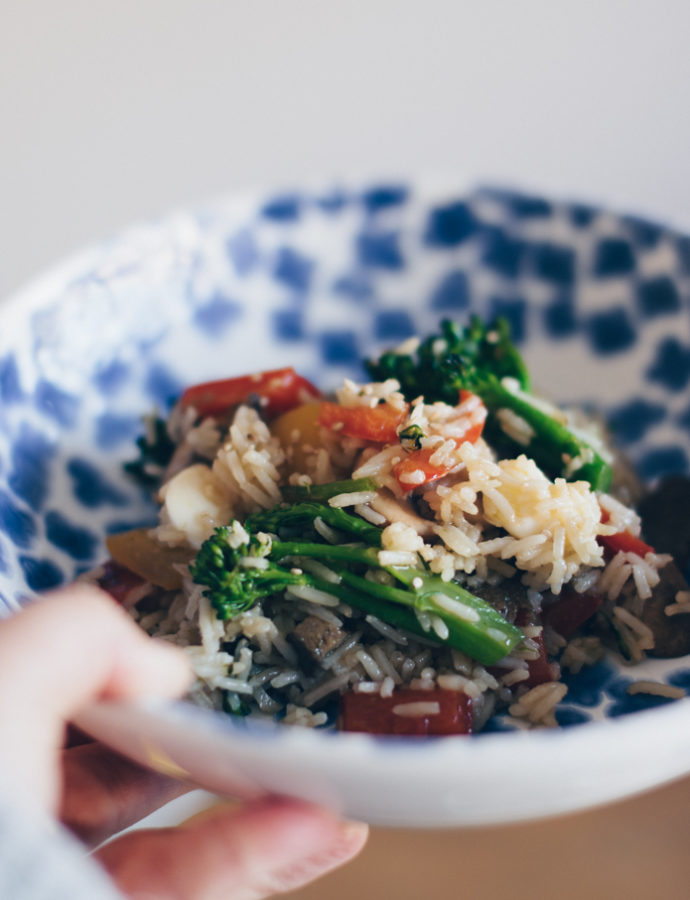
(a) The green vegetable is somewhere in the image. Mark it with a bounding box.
[398,423,425,450]
[281,477,378,504]
[366,316,612,490]
[192,505,523,666]
[124,415,176,488]
[246,501,384,546]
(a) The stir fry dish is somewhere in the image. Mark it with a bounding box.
[93,318,690,735]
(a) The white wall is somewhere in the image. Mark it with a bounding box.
[2,0,690,297]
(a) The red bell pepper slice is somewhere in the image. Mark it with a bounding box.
[541,589,603,638]
[318,401,407,443]
[340,687,473,736]
[598,507,654,559]
[180,368,321,419]
[598,531,654,559]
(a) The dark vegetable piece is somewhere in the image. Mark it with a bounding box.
[106,528,194,591]
[291,615,346,664]
[96,560,146,605]
[515,609,554,688]
[340,688,473,736]
[541,589,603,638]
[639,561,690,658]
[366,317,612,490]
[637,475,690,571]
[124,416,176,488]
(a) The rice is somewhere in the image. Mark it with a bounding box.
[328,490,378,508]
[285,584,341,607]
[392,701,441,717]
[626,681,685,699]
[665,590,690,617]
[509,683,568,727]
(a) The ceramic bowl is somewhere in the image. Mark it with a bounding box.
[2,182,689,825]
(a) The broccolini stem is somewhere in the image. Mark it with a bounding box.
[246,502,383,546]
[268,540,523,665]
[477,377,612,491]
[272,541,382,569]
[281,477,378,503]
[332,567,523,666]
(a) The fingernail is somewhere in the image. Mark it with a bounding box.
[269,819,369,892]
[340,820,369,844]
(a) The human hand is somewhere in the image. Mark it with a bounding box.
[0,585,368,898]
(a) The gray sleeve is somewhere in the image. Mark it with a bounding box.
[0,791,124,900]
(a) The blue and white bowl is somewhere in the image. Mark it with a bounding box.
[2,182,689,825]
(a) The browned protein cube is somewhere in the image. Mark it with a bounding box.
[291,615,346,663]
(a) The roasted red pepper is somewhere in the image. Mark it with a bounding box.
[515,609,554,688]
[598,508,654,560]
[340,687,473,736]
[180,368,321,419]
[393,421,485,492]
[599,531,654,559]
[541,589,603,638]
[318,401,407,443]
[96,559,147,605]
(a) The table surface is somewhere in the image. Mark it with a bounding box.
[285,774,690,900]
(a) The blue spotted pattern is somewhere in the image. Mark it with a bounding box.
[193,295,242,337]
[638,276,680,317]
[1,180,689,732]
[0,491,35,549]
[273,247,313,293]
[8,424,54,510]
[543,294,577,339]
[95,414,141,450]
[19,556,63,591]
[587,308,637,354]
[67,459,128,509]
[35,380,79,428]
[647,338,690,391]
[0,355,23,404]
[430,271,470,311]
[357,231,404,269]
[592,238,635,277]
[45,511,99,561]
[425,201,478,247]
[608,399,666,443]
[94,360,131,396]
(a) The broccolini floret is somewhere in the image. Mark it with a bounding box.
[366,317,612,490]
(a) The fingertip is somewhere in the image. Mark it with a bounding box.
[108,634,193,698]
[98,797,368,900]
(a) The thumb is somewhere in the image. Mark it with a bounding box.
[0,584,191,812]
[97,797,369,900]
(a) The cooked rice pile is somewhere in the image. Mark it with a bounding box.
[118,375,682,732]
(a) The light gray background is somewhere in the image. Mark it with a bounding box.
[3,0,690,298]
